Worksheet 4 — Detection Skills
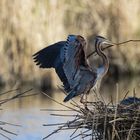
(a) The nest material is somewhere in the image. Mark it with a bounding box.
[43,91,140,140]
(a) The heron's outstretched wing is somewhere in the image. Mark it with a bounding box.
[63,35,87,88]
[33,41,70,91]
[33,41,66,68]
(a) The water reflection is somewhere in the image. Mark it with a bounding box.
[0,77,140,140]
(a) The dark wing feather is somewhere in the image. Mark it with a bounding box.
[33,41,66,68]
[63,37,87,88]
[33,41,70,91]
[55,63,70,92]
[63,43,78,88]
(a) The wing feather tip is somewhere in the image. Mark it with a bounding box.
[33,59,38,63]
[63,91,76,102]
[32,51,40,56]
[63,97,70,102]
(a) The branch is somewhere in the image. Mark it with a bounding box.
[87,39,140,58]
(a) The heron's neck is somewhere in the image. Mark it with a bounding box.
[97,44,109,77]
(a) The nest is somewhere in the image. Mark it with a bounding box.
[42,89,140,140]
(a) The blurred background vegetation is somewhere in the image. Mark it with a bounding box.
[0,0,140,90]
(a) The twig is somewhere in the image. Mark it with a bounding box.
[103,106,108,140]
[0,127,17,135]
[0,89,19,96]
[70,129,91,140]
[40,109,74,111]
[42,125,63,140]
[20,93,38,98]
[44,86,140,139]
[57,85,80,107]
[87,39,140,58]
[50,114,78,117]
[0,121,21,127]
[0,88,33,105]
[43,123,66,126]
[43,117,80,139]
[41,91,81,113]
[0,132,11,140]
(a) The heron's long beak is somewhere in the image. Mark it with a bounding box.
[102,40,115,50]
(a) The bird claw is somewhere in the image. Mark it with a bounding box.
[80,95,89,110]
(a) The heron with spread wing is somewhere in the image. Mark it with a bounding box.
[33,35,114,102]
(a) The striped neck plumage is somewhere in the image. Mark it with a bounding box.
[95,39,109,78]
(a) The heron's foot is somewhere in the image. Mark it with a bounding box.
[80,97,89,110]
[84,104,89,110]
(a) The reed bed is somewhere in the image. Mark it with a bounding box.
[0,88,37,140]
[42,88,140,140]
[0,0,140,86]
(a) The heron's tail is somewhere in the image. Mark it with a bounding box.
[63,90,76,102]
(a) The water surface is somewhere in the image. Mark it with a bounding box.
[0,77,140,140]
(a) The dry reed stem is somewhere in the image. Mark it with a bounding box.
[42,88,140,140]
[0,88,37,140]
[87,39,140,58]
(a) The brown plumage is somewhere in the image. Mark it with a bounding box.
[33,35,113,102]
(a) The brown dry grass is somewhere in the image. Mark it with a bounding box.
[42,87,140,140]
[0,0,140,87]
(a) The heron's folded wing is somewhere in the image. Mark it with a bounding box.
[33,41,66,68]
[63,44,77,87]
[63,40,87,88]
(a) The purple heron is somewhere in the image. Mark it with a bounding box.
[33,35,114,102]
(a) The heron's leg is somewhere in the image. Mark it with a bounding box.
[80,94,88,109]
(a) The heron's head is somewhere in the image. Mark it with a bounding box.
[66,35,86,49]
[94,36,114,51]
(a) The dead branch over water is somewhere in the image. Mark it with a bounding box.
[0,88,37,140]
[42,89,140,140]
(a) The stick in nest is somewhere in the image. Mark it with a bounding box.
[42,88,140,140]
